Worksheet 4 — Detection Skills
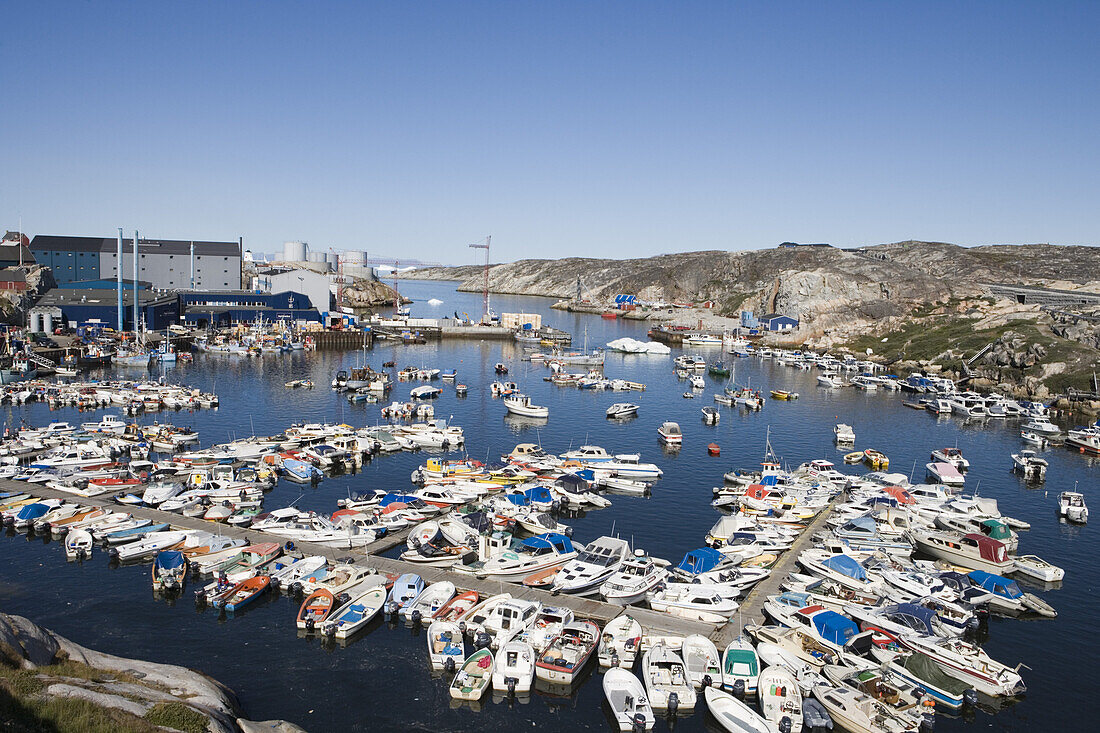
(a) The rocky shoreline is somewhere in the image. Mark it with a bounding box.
[0,612,304,733]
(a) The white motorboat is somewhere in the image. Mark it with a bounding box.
[426,620,466,671]
[701,406,720,424]
[834,423,855,444]
[908,530,1015,573]
[1059,491,1088,523]
[817,373,842,388]
[1012,554,1065,582]
[1066,426,1100,454]
[1022,418,1060,436]
[64,528,93,560]
[322,585,387,639]
[482,598,541,648]
[599,614,643,668]
[704,686,773,733]
[468,533,578,582]
[930,447,969,469]
[926,462,965,486]
[604,667,655,731]
[647,583,738,623]
[503,393,549,418]
[522,606,574,653]
[720,636,759,697]
[493,639,535,694]
[552,535,631,595]
[1019,430,1049,447]
[606,403,639,419]
[111,530,188,563]
[643,642,697,713]
[690,375,706,389]
[600,552,669,605]
[400,580,456,623]
[141,481,184,506]
[812,685,916,733]
[657,422,682,445]
[680,635,721,690]
[686,334,723,347]
[534,620,599,685]
[449,649,494,701]
[456,593,514,638]
[409,385,442,399]
[1011,450,1048,482]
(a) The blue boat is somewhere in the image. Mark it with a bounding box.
[103,521,165,545]
[966,570,1056,616]
[387,573,424,612]
[282,458,322,483]
[152,550,188,592]
[12,502,53,529]
[810,610,861,650]
[672,547,733,578]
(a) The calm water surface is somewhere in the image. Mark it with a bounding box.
[1,281,1095,731]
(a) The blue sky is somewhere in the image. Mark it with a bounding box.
[2,1,1097,263]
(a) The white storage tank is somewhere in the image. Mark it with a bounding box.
[341,250,366,266]
[307,252,333,271]
[282,241,308,262]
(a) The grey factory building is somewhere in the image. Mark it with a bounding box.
[30,235,242,290]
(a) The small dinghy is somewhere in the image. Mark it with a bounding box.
[757,665,803,733]
[323,584,387,639]
[433,590,480,622]
[681,634,722,690]
[535,621,599,686]
[599,614,643,668]
[386,573,425,615]
[151,550,188,592]
[65,528,93,560]
[720,636,760,697]
[704,685,773,733]
[428,620,466,672]
[604,667,655,731]
[297,588,337,631]
[492,639,535,695]
[450,649,494,701]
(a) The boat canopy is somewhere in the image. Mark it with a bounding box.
[821,553,867,582]
[503,493,530,507]
[522,533,574,554]
[614,294,636,304]
[967,570,1023,599]
[882,486,914,504]
[979,519,1013,540]
[760,475,779,486]
[903,651,972,694]
[811,610,860,646]
[838,516,878,535]
[963,533,1007,563]
[154,550,186,571]
[380,493,420,506]
[675,547,725,575]
[523,486,555,504]
[15,503,50,521]
[557,473,590,492]
[886,603,938,635]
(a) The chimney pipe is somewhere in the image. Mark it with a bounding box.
[132,231,139,332]
[117,228,124,330]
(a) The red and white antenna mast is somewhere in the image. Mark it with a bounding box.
[468,236,491,321]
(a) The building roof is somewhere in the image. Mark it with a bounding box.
[0,243,35,265]
[30,235,241,257]
[34,288,177,308]
[761,313,797,321]
[0,267,27,283]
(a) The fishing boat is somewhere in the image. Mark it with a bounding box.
[709,361,730,377]
[770,389,798,400]
[834,423,855,444]
[701,406,720,424]
[1011,450,1048,482]
[450,649,494,701]
[863,449,890,470]
[535,621,599,685]
[151,550,188,592]
[657,422,682,445]
[503,393,549,418]
[604,667,655,731]
[323,584,387,639]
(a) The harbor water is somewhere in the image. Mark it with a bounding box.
[1,280,1095,731]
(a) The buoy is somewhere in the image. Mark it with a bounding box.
[707,443,721,456]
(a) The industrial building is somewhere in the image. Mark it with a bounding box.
[28,288,180,332]
[29,235,242,289]
[254,267,332,313]
[179,290,321,328]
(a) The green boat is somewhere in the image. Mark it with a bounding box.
[708,361,730,377]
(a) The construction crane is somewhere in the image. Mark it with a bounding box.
[468,236,491,321]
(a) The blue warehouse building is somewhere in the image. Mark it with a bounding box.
[29,288,181,332]
[760,313,800,331]
[179,290,321,328]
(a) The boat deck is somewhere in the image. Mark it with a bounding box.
[709,492,841,647]
[10,480,713,637]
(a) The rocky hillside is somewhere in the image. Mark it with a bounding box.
[0,613,303,733]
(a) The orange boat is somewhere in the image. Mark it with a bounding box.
[296,588,337,631]
[213,575,270,613]
[522,566,560,589]
[433,590,479,621]
[708,443,721,456]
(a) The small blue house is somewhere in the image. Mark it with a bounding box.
[740,310,759,329]
[761,313,799,332]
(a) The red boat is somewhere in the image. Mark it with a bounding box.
[708,443,721,456]
[296,588,337,631]
[601,312,618,319]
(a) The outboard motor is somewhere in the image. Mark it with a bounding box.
[304,618,315,632]
[287,582,303,599]
[631,713,647,733]
[506,677,516,696]
[386,601,400,617]
[444,656,456,673]
[411,609,422,626]
[732,679,746,700]
[779,716,792,733]
[322,623,336,639]
[474,631,492,650]
[963,688,979,708]
[564,526,574,538]
[458,621,467,636]
[920,712,935,732]
[667,692,679,716]
[609,652,620,668]
[701,674,713,688]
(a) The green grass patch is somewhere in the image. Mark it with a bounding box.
[144,701,208,733]
[0,687,161,733]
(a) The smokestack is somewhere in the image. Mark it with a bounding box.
[117,228,124,330]
[132,231,139,332]
[190,241,195,289]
